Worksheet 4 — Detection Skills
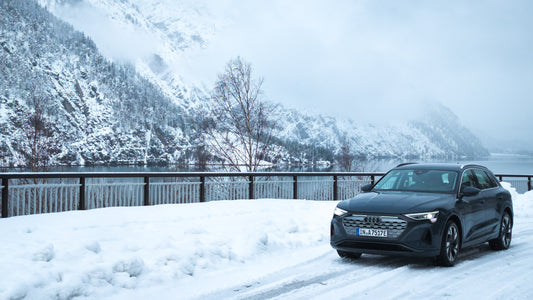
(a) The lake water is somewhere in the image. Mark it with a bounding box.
[7,153,531,175]
[372,153,533,174]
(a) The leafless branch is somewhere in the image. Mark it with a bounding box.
[202,57,276,172]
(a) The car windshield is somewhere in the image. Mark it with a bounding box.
[373,169,458,193]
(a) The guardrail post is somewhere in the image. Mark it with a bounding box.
[293,176,298,199]
[249,175,254,200]
[333,175,338,200]
[144,176,150,206]
[2,177,8,218]
[200,176,206,202]
[371,175,375,186]
[498,175,503,182]
[78,177,86,210]
[528,176,532,191]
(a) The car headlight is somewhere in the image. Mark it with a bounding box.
[405,211,439,223]
[334,207,348,217]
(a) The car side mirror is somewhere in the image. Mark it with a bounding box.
[361,184,373,193]
[462,186,481,197]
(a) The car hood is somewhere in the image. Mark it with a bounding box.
[339,191,453,214]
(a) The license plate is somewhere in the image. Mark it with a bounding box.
[357,228,388,237]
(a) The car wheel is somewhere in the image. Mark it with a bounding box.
[436,220,460,267]
[489,211,512,250]
[337,250,362,259]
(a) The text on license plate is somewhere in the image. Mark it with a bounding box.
[357,228,388,237]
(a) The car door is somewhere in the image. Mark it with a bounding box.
[471,168,500,232]
[457,169,488,242]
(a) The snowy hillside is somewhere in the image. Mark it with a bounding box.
[0,182,531,299]
[37,0,220,107]
[0,0,488,168]
[274,101,487,161]
[0,1,201,167]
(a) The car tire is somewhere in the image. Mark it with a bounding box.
[489,211,512,251]
[436,220,460,267]
[337,250,362,259]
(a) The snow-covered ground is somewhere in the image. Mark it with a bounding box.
[1,182,532,300]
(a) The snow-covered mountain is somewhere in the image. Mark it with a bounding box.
[0,0,488,168]
[270,100,488,164]
[1,0,200,167]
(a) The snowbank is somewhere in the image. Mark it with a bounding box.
[502,181,533,218]
[0,200,337,299]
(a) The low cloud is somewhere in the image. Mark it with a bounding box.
[54,1,161,64]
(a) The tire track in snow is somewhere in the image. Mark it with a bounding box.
[196,251,402,300]
[282,219,533,300]
[191,215,533,300]
[208,217,533,300]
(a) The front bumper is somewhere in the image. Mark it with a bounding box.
[330,213,444,257]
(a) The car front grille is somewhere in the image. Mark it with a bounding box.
[342,215,408,239]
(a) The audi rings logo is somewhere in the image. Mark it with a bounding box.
[364,216,381,224]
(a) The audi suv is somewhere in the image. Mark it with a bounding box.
[330,163,513,266]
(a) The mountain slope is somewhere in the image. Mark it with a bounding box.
[273,101,488,163]
[0,0,199,167]
[0,0,488,169]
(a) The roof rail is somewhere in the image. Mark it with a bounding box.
[461,163,485,169]
[395,162,418,168]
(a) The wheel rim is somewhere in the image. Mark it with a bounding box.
[501,214,512,248]
[445,224,459,262]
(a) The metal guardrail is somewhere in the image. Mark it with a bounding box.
[0,172,380,218]
[497,174,532,194]
[0,172,531,218]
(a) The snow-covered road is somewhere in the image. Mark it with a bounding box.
[199,220,533,300]
[1,183,532,300]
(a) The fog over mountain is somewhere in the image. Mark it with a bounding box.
[180,0,533,152]
[0,1,489,168]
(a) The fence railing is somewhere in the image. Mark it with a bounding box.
[497,174,532,194]
[0,172,531,218]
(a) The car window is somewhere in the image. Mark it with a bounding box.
[460,170,478,191]
[472,169,498,189]
[373,169,458,193]
[486,171,500,187]
[375,170,400,189]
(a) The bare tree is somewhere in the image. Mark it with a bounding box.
[337,139,353,172]
[336,139,377,172]
[20,94,55,172]
[203,57,275,172]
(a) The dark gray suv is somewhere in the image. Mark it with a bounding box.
[330,163,513,266]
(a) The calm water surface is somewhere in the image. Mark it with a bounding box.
[375,154,533,174]
[4,154,533,174]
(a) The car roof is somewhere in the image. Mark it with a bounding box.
[393,163,488,172]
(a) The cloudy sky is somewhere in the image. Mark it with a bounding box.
[185,0,533,151]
